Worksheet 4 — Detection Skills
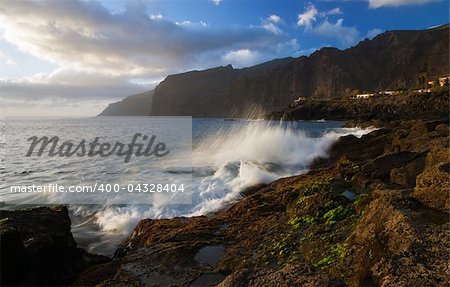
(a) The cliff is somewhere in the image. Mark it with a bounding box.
[99,24,449,117]
[98,90,153,116]
[150,24,449,117]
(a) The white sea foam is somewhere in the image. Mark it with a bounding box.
[1,118,374,255]
[80,121,374,255]
[188,123,331,215]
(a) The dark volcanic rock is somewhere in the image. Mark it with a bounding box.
[347,189,449,287]
[0,206,109,286]
[275,91,449,122]
[79,120,449,287]
[77,217,226,287]
[313,128,391,168]
[361,151,427,181]
[389,154,426,187]
[0,223,29,285]
[414,147,450,212]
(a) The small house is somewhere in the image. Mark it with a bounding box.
[355,93,375,99]
[381,90,402,96]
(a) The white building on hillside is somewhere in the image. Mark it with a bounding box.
[381,90,402,96]
[355,93,375,99]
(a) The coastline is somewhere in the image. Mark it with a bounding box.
[75,118,448,286]
[2,115,448,286]
[266,91,449,124]
[1,2,449,286]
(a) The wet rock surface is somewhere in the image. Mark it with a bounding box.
[76,119,449,287]
[0,206,109,286]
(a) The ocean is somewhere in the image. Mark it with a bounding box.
[0,117,372,256]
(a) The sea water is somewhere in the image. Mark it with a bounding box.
[0,117,372,255]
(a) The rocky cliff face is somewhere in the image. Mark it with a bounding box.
[98,90,153,116]
[149,24,449,117]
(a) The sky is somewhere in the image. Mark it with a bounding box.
[0,0,449,117]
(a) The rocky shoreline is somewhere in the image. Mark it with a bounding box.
[2,117,448,286]
[267,92,449,124]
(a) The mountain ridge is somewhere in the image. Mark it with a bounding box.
[99,24,449,117]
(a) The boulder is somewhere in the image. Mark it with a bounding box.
[0,206,109,286]
[362,151,427,183]
[407,120,436,139]
[312,128,391,169]
[414,147,450,212]
[347,189,448,287]
[389,153,426,187]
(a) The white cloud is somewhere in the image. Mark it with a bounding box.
[262,22,283,35]
[222,49,260,67]
[150,14,163,20]
[0,67,163,116]
[296,4,359,48]
[176,20,191,25]
[0,73,150,117]
[275,39,300,55]
[320,7,343,16]
[297,4,343,29]
[312,19,360,47]
[368,0,441,8]
[297,4,318,29]
[0,68,153,100]
[0,0,296,115]
[297,4,359,48]
[0,1,284,77]
[262,15,284,35]
[175,20,208,27]
[366,28,383,39]
[0,51,17,66]
[268,15,282,24]
[211,0,222,5]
